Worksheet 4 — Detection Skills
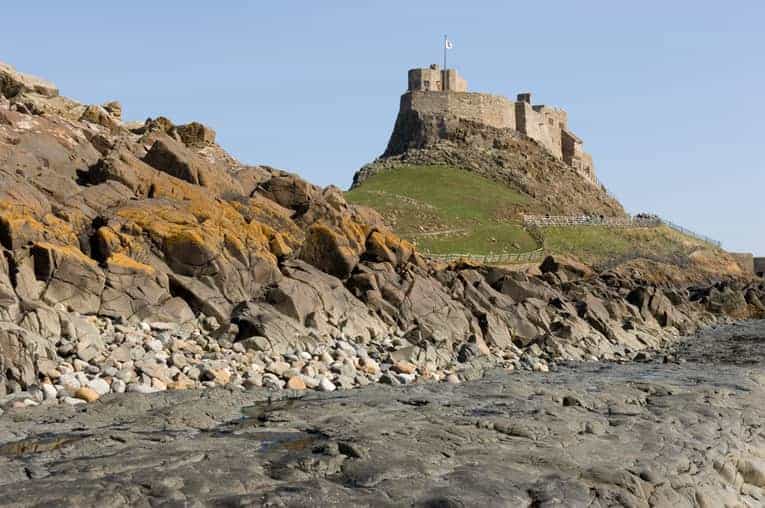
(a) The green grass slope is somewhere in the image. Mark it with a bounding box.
[346,164,538,255]
[347,163,724,268]
[541,225,712,267]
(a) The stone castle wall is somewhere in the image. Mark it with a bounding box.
[403,91,515,130]
[514,102,563,159]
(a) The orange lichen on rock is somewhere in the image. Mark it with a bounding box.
[106,252,156,275]
[112,198,281,273]
[300,222,362,279]
[33,241,98,267]
[366,229,415,266]
[0,204,79,249]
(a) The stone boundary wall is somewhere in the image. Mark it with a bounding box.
[523,215,723,248]
[522,215,661,228]
[403,91,515,130]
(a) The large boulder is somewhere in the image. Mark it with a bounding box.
[626,285,689,330]
[540,255,593,282]
[300,222,361,279]
[80,104,120,131]
[267,260,389,341]
[259,173,316,215]
[31,242,106,314]
[143,135,243,195]
[498,272,560,302]
[0,62,58,98]
[99,253,194,323]
[176,122,216,147]
[0,322,55,395]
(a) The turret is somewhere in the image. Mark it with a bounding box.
[408,64,467,92]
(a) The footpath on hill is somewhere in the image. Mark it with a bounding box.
[0,320,763,506]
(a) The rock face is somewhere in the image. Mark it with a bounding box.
[0,60,764,407]
[0,321,763,506]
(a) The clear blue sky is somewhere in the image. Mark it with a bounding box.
[2,1,763,254]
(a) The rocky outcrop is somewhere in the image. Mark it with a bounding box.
[354,111,626,217]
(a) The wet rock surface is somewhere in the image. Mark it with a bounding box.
[1,320,763,507]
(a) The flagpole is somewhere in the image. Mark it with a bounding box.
[443,34,447,70]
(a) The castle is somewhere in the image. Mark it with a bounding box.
[401,65,596,183]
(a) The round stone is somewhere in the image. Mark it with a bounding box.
[318,377,336,392]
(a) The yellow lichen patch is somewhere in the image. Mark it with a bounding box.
[337,215,368,250]
[0,205,78,249]
[34,241,98,267]
[112,198,279,270]
[40,213,79,244]
[106,253,156,275]
[300,222,361,278]
[269,232,292,258]
[381,229,415,263]
[366,231,397,264]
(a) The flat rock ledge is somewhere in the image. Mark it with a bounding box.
[0,320,763,507]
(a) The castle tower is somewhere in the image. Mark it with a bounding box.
[408,64,467,93]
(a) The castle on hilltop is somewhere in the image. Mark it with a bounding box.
[401,64,596,183]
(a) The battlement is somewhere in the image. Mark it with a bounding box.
[400,66,596,183]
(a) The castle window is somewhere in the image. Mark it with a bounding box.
[423,80,430,90]
[548,118,554,126]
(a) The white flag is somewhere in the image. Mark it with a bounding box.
[445,39,453,50]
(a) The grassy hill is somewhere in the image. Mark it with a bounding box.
[347,163,727,270]
[346,164,539,255]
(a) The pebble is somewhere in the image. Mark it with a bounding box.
[74,387,100,403]
[73,359,89,372]
[262,373,285,390]
[63,396,86,406]
[11,311,573,409]
[145,339,163,352]
[112,379,127,393]
[266,361,290,377]
[392,361,417,375]
[88,378,111,396]
[318,377,336,392]
[41,383,58,401]
[286,376,306,390]
[59,373,81,390]
[127,383,155,394]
